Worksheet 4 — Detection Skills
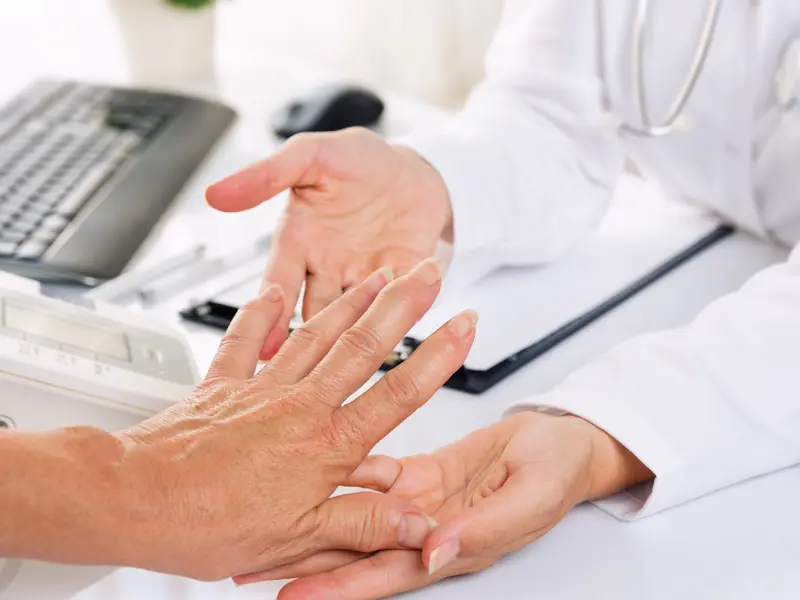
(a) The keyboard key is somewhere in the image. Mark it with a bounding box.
[0,241,18,256]
[15,212,41,227]
[53,163,115,217]
[2,196,27,212]
[15,240,47,260]
[21,201,50,217]
[0,230,27,243]
[29,228,59,245]
[8,219,36,235]
[40,214,69,232]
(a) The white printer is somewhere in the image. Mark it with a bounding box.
[0,272,199,599]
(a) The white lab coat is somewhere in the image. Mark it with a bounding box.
[401,0,800,519]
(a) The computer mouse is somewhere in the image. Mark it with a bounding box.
[271,85,385,138]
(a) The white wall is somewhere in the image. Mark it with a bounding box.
[1,0,503,108]
[227,0,503,106]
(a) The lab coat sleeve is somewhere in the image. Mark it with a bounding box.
[395,0,624,290]
[508,244,800,519]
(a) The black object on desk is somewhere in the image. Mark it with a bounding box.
[0,79,236,283]
[180,225,733,394]
[271,85,385,139]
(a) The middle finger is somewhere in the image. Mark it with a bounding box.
[263,267,393,384]
[304,257,444,401]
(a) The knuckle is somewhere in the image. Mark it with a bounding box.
[325,410,369,457]
[289,324,326,349]
[352,502,393,553]
[218,330,250,353]
[381,367,423,406]
[339,324,384,357]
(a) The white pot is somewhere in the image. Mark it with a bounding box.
[108,0,216,88]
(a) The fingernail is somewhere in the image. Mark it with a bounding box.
[262,283,283,302]
[398,513,439,548]
[428,539,460,576]
[413,258,445,286]
[449,310,479,337]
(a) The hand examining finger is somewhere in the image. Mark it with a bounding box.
[271,414,608,600]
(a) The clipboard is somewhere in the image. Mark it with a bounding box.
[180,178,732,394]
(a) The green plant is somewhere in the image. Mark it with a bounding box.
[166,0,215,8]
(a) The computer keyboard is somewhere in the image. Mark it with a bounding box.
[0,80,236,283]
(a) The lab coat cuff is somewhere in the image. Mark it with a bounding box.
[393,129,510,292]
[505,394,679,521]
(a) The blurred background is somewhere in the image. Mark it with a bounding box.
[2,0,502,107]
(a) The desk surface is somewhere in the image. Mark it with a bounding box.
[3,3,800,599]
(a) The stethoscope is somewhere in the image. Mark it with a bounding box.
[597,0,800,138]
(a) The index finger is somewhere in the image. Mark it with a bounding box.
[206,284,285,381]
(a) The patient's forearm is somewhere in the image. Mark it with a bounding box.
[0,427,132,565]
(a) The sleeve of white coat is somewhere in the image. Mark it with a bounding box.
[508,245,800,520]
[395,0,625,290]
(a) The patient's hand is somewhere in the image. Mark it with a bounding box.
[111,258,477,581]
[239,412,652,599]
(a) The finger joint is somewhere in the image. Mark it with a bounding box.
[338,324,384,358]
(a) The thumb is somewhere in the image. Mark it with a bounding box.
[206,134,320,212]
[311,492,438,554]
[422,473,548,576]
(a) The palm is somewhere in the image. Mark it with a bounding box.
[376,425,516,519]
[280,162,443,291]
[380,414,587,528]
[208,128,452,356]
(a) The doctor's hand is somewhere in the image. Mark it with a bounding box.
[236,412,653,600]
[112,258,476,581]
[206,128,452,358]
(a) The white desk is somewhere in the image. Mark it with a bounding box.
[2,3,800,599]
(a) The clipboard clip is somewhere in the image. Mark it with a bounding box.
[181,300,419,370]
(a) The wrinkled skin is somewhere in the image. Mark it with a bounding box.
[113,259,476,581]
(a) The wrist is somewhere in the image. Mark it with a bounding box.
[0,427,133,565]
[570,416,654,501]
[393,144,454,243]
